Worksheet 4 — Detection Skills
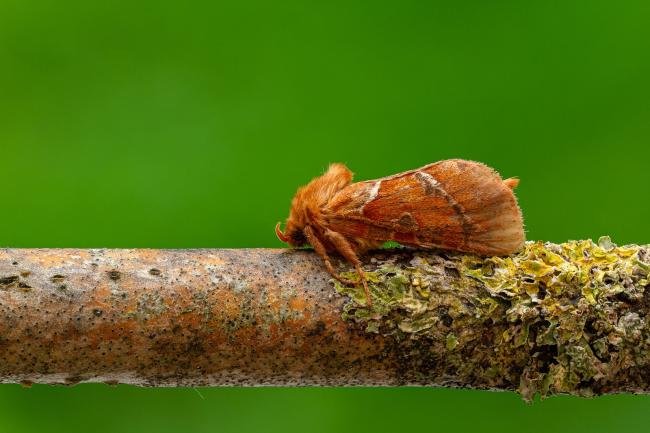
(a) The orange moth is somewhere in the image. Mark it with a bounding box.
[276,159,525,306]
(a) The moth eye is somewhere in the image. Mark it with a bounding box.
[291,232,306,246]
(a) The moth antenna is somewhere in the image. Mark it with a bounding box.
[503,177,519,189]
[275,222,289,243]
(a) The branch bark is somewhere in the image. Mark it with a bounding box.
[0,239,648,400]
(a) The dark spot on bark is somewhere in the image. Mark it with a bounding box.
[50,275,66,283]
[307,320,326,336]
[107,270,121,281]
[0,276,19,289]
[149,268,161,276]
[537,282,547,300]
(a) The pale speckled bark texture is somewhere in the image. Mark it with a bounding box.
[0,240,648,400]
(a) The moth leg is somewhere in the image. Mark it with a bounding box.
[303,226,358,287]
[323,229,372,307]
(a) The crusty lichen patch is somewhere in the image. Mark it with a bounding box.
[335,238,650,400]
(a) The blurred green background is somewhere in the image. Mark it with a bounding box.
[1,0,649,432]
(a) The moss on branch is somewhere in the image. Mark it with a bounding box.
[1,242,649,396]
[335,238,650,400]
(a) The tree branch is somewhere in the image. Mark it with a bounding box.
[0,239,648,400]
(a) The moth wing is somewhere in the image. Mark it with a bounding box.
[325,159,524,255]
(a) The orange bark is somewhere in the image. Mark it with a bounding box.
[0,249,390,386]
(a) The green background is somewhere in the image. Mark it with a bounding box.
[1,0,649,432]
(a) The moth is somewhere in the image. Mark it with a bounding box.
[276,159,524,305]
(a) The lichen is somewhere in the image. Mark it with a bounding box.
[334,238,650,401]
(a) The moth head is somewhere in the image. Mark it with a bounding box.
[276,163,353,248]
[275,196,311,247]
[275,221,306,247]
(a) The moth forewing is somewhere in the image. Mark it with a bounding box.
[326,159,524,255]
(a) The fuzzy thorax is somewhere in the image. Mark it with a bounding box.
[277,163,352,247]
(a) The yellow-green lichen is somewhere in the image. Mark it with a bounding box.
[334,238,650,400]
